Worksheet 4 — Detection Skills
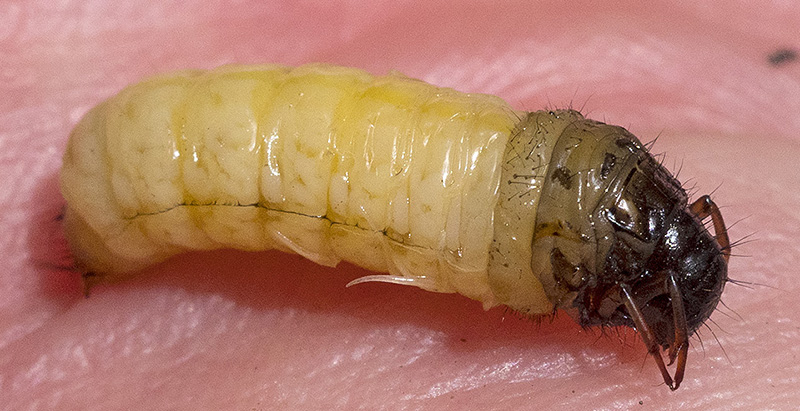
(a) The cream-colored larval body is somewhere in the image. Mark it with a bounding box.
[61,63,732,390]
[61,64,573,313]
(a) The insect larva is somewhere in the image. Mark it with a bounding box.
[60,63,730,390]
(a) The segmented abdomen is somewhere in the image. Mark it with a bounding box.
[60,64,519,301]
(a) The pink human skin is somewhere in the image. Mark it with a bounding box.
[2,1,799,409]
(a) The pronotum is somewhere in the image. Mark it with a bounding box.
[60,63,731,390]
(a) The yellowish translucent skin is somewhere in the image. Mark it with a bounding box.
[62,64,562,310]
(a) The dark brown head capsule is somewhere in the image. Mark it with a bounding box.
[528,110,730,390]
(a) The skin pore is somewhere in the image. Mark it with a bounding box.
[2,1,799,409]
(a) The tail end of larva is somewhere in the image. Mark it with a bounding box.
[62,208,152,287]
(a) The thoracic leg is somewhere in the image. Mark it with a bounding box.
[689,195,731,263]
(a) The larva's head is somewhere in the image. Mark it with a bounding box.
[525,114,730,390]
[575,153,730,389]
[610,199,729,346]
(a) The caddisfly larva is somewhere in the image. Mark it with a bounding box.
[60,63,731,390]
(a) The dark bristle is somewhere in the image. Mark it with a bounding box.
[702,322,732,365]
[728,233,756,248]
[694,331,705,354]
[718,299,744,321]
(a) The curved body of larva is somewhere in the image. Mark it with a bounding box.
[61,63,527,308]
[61,63,730,390]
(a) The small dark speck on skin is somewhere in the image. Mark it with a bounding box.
[639,400,644,405]
[768,48,798,67]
